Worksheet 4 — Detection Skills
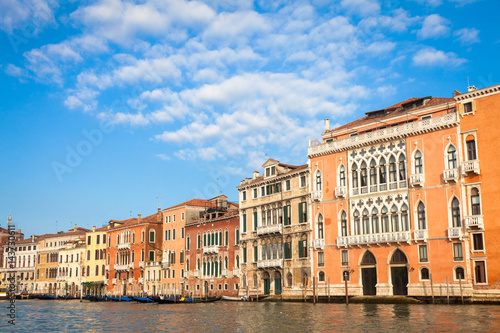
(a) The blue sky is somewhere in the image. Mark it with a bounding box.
[1,0,499,236]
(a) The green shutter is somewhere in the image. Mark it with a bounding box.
[243,248,247,263]
[298,203,303,223]
[298,241,303,258]
[283,206,288,226]
[225,230,228,246]
[198,235,201,249]
[203,234,206,246]
[187,237,190,251]
[254,246,258,262]
[236,230,239,244]
[219,231,222,245]
[243,214,247,233]
[254,212,258,230]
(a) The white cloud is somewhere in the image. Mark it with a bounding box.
[454,28,480,45]
[340,0,381,17]
[412,47,467,66]
[418,14,450,39]
[449,0,481,6]
[0,0,57,33]
[156,154,170,161]
[4,64,27,77]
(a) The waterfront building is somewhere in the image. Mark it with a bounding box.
[0,215,24,271]
[34,225,89,295]
[0,235,38,293]
[184,195,240,297]
[58,238,85,297]
[237,159,311,298]
[453,84,500,295]
[160,199,208,296]
[106,211,163,296]
[307,85,500,298]
[83,226,108,296]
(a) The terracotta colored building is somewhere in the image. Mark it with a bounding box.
[184,195,240,297]
[106,211,163,296]
[307,85,500,298]
[160,199,208,296]
[237,159,311,298]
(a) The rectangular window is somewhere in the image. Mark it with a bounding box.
[341,250,348,266]
[318,252,324,267]
[242,191,247,201]
[254,246,258,262]
[149,231,155,243]
[453,243,463,261]
[285,179,291,191]
[298,240,307,258]
[253,188,257,199]
[243,214,247,233]
[88,236,91,245]
[284,242,292,259]
[181,212,185,221]
[463,102,472,113]
[243,247,247,263]
[235,229,239,244]
[419,245,428,263]
[473,233,484,251]
[197,235,201,249]
[467,139,477,160]
[298,202,307,223]
[149,251,154,261]
[475,261,486,283]
[261,187,265,197]
[173,229,176,240]
[173,214,176,222]
[96,235,100,245]
[181,227,184,239]
[300,175,306,187]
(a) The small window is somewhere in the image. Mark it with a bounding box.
[341,250,348,266]
[472,233,484,251]
[453,243,463,261]
[419,245,428,263]
[420,267,430,280]
[253,188,258,198]
[466,138,477,160]
[149,251,154,261]
[463,102,473,113]
[421,115,431,120]
[242,191,247,201]
[318,271,325,282]
[318,252,324,267]
[149,230,155,243]
[285,180,291,191]
[350,133,358,137]
[173,214,176,222]
[300,175,306,187]
[181,212,185,221]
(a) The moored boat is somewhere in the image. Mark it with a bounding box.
[222,295,247,302]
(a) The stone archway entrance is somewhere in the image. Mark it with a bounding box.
[390,249,408,296]
[274,271,282,295]
[361,251,377,296]
[263,272,270,295]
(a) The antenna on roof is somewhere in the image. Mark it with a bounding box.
[156,197,161,209]
[466,76,470,88]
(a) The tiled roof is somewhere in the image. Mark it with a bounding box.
[107,211,161,230]
[239,163,308,187]
[163,199,210,211]
[329,97,455,133]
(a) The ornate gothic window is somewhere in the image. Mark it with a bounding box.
[447,145,457,169]
[339,165,346,186]
[451,198,461,227]
[414,150,423,174]
[417,202,426,230]
[471,188,481,215]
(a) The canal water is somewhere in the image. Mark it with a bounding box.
[1,300,499,332]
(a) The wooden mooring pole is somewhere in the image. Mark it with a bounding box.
[459,277,464,305]
[328,277,331,303]
[446,276,450,305]
[313,276,316,304]
[344,272,349,305]
[430,274,434,304]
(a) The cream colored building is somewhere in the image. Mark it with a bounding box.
[237,159,311,298]
[58,239,85,297]
[0,236,39,294]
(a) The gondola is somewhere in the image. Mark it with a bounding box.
[156,296,222,304]
[106,296,132,302]
[87,295,107,302]
[132,296,155,303]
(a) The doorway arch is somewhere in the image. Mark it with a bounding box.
[262,272,270,295]
[390,249,408,295]
[360,251,377,295]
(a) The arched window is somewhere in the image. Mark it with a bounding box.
[287,273,293,287]
[379,157,387,184]
[451,198,461,227]
[421,267,430,280]
[447,145,457,169]
[315,170,322,190]
[362,209,370,235]
[95,265,99,276]
[102,265,105,276]
[391,249,407,264]
[318,271,325,282]
[389,156,397,182]
[360,161,367,187]
[414,150,423,174]
[352,163,359,189]
[417,202,426,230]
[471,188,481,215]
[401,204,409,231]
[391,205,399,232]
[381,206,389,233]
[455,266,465,280]
[398,154,406,180]
[340,211,348,237]
[317,214,324,239]
[342,270,350,281]
[353,210,360,235]
[361,251,376,265]
[339,165,346,186]
[371,208,379,234]
[369,159,377,186]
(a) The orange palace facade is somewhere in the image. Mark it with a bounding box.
[308,84,500,297]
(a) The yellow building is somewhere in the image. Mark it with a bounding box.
[83,226,108,296]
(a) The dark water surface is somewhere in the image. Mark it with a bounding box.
[1,300,499,332]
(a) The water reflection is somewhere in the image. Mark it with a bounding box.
[1,300,500,332]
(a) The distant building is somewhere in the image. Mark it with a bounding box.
[58,238,85,297]
[184,195,240,297]
[237,159,310,298]
[83,226,108,296]
[0,235,38,293]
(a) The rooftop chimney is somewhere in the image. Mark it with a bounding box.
[92,226,96,232]
[253,171,259,179]
[468,85,477,92]
[74,224,77,231]
[138,214,142,222]
[324,118,330,132]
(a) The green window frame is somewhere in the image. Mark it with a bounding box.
[243,214,247,233]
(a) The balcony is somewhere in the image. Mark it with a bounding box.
[257,259,282,268]
[118,242,131,250]
[232,268,240,277]
[128,278,134,284]
[465,215,484,229]
[462,160,480,175]
[308,112,458,158]
[194,270,200,278]
[443,168,459,182]
[410,173,425,187]
[448,227,462,239]
[112,278,117,285]
[310,190,322,202]
[221,269,228,277]
[337,231,411,247]
[115,263,133,271]
[335,186,347,198]
[139,261,145,268]
[257,224,282,236]
[147,261,161,267]
[56,276,67,281]
[203,245,219,254]
[138,277,144,284]
[313,239,325,249]
[414,229,428,241]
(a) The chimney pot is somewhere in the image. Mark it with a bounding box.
[253,171,259,179]
[325,118,330,132]
[92,226,96,232]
